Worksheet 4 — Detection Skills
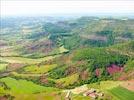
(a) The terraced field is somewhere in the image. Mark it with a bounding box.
[11,72,42,78]
[0,55,60,64]
[23,64,57,74]
[56,73,79,87]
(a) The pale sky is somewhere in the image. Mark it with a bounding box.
[1,0,134,16]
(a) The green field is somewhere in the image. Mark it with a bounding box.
[109,86,134,100]
[0,77,63,100]
[87,81,134,100]
[0,77,60,94]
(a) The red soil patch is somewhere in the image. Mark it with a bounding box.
[7,63,26,71]
[0,40,8,47]
[107,64,123,75]
[80,70,89,80]
[95,68,101,77]
[39,75,49,84]
[118,71,134,81]
[65,67,77,76]
[81,34,107,41]
[0,95,12,100]
[0,96,7,100]
[121,80,134,91]
[25,39,55,54]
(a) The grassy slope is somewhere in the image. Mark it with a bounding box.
[0,77,63,100]
[0,77,60,94]
[109,86,134,100]
[107,41,134,57]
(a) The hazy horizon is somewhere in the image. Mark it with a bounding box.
[1,0,134,17]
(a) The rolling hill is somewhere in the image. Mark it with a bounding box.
[0,16,134,100]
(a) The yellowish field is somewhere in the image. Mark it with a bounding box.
[11,72,42,77]
[0,55,60,64]
[0,52,19,57]
[72,94,91,100]
[56,73,79,86]
[13,92,63,100]
[23,64,57,74]
[87,81,122,90]
[0,63,7,71]
[59,46,69,53]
